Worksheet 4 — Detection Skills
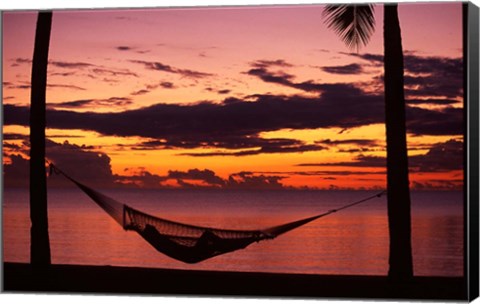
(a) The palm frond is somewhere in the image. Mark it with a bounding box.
[323,4,376,51]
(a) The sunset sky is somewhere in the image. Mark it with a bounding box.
[2,3,464,190]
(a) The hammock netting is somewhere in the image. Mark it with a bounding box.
[49,163,385,264]
[123,205,271,263]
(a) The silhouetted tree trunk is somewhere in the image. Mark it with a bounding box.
[383,4,413,279]
[30,11,52,266]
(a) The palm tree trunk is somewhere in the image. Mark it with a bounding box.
[383,4,413,279]
[30,11,52,266]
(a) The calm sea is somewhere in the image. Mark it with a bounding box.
[2,189,463,276]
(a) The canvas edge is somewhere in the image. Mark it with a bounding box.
[465,1,480,302]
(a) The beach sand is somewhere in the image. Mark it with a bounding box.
[3,262,466,300]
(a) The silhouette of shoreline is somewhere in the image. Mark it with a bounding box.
[3,262,465,300]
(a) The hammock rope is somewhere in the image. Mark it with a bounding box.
[48,163,386,264]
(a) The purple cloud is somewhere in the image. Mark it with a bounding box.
[130,59,213,78]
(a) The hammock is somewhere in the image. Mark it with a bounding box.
[49,163,385,264]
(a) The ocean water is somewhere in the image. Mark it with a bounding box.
[2,188,463,276]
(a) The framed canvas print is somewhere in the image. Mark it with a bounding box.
[1,0,479,302]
